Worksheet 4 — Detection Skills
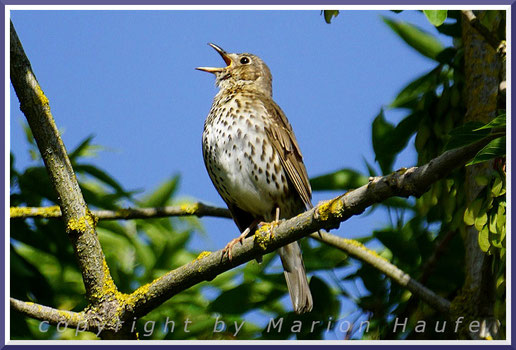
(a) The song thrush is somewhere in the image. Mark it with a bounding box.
[197,43,313,314]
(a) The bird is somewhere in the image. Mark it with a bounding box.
[197,43,313,314]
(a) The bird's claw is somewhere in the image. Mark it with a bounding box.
[222,236,245,261]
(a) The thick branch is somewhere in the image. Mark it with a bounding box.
[10,298,85,328]
[10,203,232,220]
[309,232,451,314]
[10,21,112,303]
[126,137,493,318]
[457,10,502,340]
[461,10,505,57]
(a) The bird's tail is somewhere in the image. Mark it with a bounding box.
[278,242,313,314]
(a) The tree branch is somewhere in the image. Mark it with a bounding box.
[457,10,502,340]
[10,203,232,220]
[10,298,85,328]
[461,10,506,57]
[126,136,493,319]
[10,21,112,303]
[309,232,451,314]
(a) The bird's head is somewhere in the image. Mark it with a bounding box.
[196,43,272,96]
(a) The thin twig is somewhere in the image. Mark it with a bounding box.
[310,232,451,314]
[10,298,86,328]
[396,230,458,322]
[10,203,232,220]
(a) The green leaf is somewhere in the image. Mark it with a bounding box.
[445,122,491,150]
[210,282,282,315]
[478,225,491,252]
[310,168,368,191]
[489,211,498,234]
[373,223,420,267]
[372,110,395,173]
[475,174,490,187]
[491,173,505,197]
[464,198,482,226]
[69,135,95,161]
[497,204,506,246]
[390,66,441,108]
[323,10,339,24]
[424,10,448,27]
[467,136,506,166]
[474,209,488,231]
[302,243,348,271]
[415,123,430,152]
[139,175,179,207]
[372,110,421,174]
[74,164,130,196]
[363,157,377,177]
[69,136,105,163]
[382,16,444,60]
[473,113,506,131]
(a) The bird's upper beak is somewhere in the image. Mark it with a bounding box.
[196,43,233,73]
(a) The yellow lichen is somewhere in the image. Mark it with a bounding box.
[126,276,162,308]
[90,259,120,301]
[342,238,389,262]
[56,309,82,324]
[66,211,97,233]
[195,251,212,261]
[10,205,61,218]
[180,203,199,215]
[254,223,273,251]
[35,84,49,106]
[317,198,344,221]
[89,258,163,317]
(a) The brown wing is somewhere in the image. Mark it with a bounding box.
[263,98,313,209]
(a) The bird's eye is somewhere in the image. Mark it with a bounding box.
[240,57,250,64]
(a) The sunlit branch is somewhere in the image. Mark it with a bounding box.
[310,232,451,314]
[126,136,493,318]
[10,298,86,328]
[10,202,232,220]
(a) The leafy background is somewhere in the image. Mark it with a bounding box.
[10,10,506,340]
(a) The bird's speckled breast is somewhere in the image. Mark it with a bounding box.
[202,92,294,219]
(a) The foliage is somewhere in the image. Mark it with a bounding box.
[320,10,506,339]
[423,10,448,27]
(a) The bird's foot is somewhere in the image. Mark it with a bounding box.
[269,207,282,239]
[222,219,260,261]
[222,235,246,261]
[258,220,281,240]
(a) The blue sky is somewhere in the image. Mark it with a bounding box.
[10,9,452,338]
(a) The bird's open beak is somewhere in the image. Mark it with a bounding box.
[196,43,232,73]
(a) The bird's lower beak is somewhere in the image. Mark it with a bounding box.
[196,43,232,74]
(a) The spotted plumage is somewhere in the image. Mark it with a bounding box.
[198,43,313,314]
